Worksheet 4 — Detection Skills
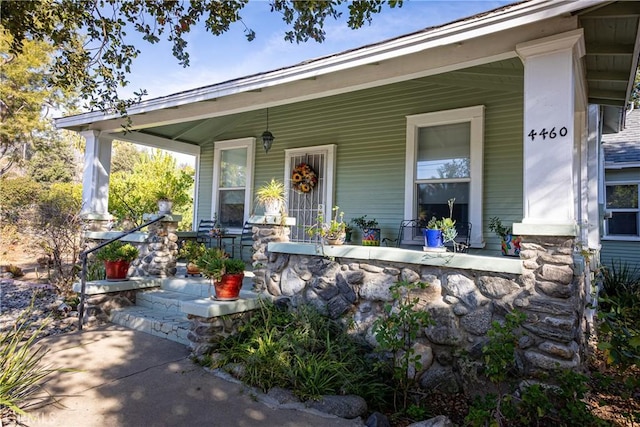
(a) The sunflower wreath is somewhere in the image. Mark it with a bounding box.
[291,162,318,194]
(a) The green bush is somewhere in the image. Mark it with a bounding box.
[597,260,640,369]
[212,300,390,407]
[0,176,42,223]
[94,241,139,263]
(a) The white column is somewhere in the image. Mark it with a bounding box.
[80,130,113,217]
[514,29,586,236]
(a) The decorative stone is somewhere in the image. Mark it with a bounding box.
[365,411,391,427]
[280,268,306,296]
[459,307,492,336]
[359,274,396,301]
[538,340,578,360]
[442,274,482,308]
[306,394,367,419]
[537,280,573,298]
[419,364,460,393]
[540,264,573,284]
[401,268,421,284]
[478,276,520,299]
[312,276,339,300]
[327,295,352,319]
[524,349,579,370]
[407,415,455,427]
[403,342,433,378]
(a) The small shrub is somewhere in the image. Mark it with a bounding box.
[5,264,23,278]
[373,280,434,413]
[597,260,640,369]
[0,304,61,419]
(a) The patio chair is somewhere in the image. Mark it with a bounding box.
[196,219,217,248]
[382,219,425,248]
[444,222,472,253]
[238,221,254,261]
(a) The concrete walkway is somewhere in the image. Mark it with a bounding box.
[21,325,363,427]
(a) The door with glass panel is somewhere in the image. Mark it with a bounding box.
[285,145,336,242]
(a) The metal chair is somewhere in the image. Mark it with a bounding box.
[444,222,472,253]
[238,221,254,261]
[196,219,217,248]
[383,219,425,247]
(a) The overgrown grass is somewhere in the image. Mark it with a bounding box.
[0,302,60,420]
[211,299,392,408]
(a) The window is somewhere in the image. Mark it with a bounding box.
[605,183,639,238]
[405,106,484,247]
[213,138,255,232]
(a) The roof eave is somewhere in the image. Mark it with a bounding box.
[55,0,607,130]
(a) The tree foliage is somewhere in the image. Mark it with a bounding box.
[109,149,194,229]
[1,0,402,119]
[0,29,72,176]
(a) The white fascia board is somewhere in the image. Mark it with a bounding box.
[111,131,201,156]
[55,0,605,130]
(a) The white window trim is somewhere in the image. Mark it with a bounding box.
[405,105,485,248]
[603,179,640,240]
[212,137,256,233]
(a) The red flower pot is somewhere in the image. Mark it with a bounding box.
[104,260,131,281]
[212,273,244,300]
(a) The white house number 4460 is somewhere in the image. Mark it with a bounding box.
[527,126,568,142]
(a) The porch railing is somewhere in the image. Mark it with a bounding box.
[77,214,168,330]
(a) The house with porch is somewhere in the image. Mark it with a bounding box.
[57,0,640,376]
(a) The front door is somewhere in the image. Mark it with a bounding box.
[284,145,336,242]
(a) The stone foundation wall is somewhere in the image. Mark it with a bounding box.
[187,312,254,358]
[83,290,136,323]
[254,223,589,390]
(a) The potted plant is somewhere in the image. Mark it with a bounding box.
[424,198,458,250]
[94,241,139,281]
[196,248,245,300]
[255,178,285,216]
[155,189,174,214]
[351,215,380,246]
[489,216,521,257]
[179,241,206,275]
[306,206,347,245]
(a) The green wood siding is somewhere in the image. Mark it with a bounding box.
[196,58,524,248]
[601,240,640,268]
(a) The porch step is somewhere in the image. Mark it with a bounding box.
[110,306,191,345]
[136,289,200,313]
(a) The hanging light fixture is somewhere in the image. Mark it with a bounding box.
[261,108,274,154]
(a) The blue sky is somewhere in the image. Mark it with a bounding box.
[124,1,513,100]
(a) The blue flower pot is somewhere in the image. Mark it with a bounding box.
[424,228,443,247]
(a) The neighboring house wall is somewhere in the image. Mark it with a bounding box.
[197,58,524,252]
[601,110,640,268]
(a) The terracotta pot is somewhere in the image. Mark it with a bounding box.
[104,260,130,281]
[212,273,244,300]
[186,262,201,275]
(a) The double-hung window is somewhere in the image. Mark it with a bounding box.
[212,138,255,233]
[605,182,639,238]
[405,106,484,247]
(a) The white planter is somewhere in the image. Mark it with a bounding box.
[158,199,173,214]
[264,199,282,216]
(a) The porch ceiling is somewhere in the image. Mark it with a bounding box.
[577,1,640,132]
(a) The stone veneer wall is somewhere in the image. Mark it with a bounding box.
[130,218,179,277]
[84,217,180,277]
[252,224,589,391]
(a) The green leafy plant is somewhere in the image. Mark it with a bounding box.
[597,260,640,369]
[178,241,206,263]
[425,198,457,244]
[196,247,227,282]
[351,215,378,230]
[223,258,246,275]
[465,310,604,426]
[213,299,390,407]
[0,303,62,419]
[488,216,512,240]
[94,241,139,263]
[306,206,347,239]
[373,280,434,413]
[255,179,285,206]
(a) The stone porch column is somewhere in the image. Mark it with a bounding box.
[247,215,295,293]
[80,130,114,230]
